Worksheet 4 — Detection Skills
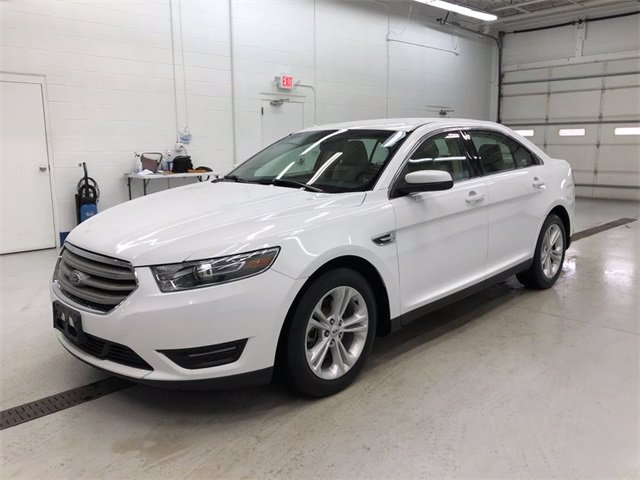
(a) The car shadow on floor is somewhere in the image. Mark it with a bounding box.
[113,277,528,417]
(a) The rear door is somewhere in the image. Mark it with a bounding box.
[391,130,488,315]
[464,130,546,275]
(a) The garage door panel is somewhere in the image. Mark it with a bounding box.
[551,63,604,78]
[600,123,640,144]
[503,68,549,83]
[548,91,600,120]
[502,83,547,95]
[603,87,640,119]
[606,58,640,74]
[545,144,595,184]
[605,74,640,88]
[502,94,546,122]
[501,58,637,199]
[597,172,640,187]
[546,125,597,144]
[549,78,601,93]
[598,144,640,175]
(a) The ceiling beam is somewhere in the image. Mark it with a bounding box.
[490,0,635,24]
[493,0,560,12]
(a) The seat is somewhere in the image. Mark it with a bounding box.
[478,144,505,173]
[315,140,370,182]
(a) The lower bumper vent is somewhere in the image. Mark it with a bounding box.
[159,339,247,370]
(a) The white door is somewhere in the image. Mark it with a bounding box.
[261,100,304,147]
[391,131,488,314]
[0,80,56,254]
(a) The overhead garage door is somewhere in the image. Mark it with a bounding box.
[501,58,640,200]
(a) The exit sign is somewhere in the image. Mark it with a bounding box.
[277,75,294,89]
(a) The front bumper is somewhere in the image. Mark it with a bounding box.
[52,266,304,385]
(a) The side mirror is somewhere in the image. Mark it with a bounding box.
[393,170,453,197]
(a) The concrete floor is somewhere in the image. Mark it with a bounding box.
[1,198,638,479]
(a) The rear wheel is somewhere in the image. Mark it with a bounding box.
[517,213,566,289]
[282,268,376,397]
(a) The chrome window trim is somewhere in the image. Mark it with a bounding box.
[387,126,472,199]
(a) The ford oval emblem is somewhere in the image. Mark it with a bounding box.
[68,270,88,287]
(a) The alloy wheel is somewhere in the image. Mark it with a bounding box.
[541,223,564,279]
[304,286,369,380]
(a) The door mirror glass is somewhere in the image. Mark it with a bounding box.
[394,170,453,196]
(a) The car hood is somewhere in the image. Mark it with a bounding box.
[66,182,366,266]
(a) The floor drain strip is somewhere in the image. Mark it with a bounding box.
[571,217,637,242]
[0,377,133,430]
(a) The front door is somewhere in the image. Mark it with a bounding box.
[0,80,56,254]
[261,100,304,147]
[391,130,488,315]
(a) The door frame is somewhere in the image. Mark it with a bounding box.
[1,71,60,249]
[260,97,305,148]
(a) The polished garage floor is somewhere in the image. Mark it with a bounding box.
[1,199,638,479]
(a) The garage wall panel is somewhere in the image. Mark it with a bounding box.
[0,0,233,232]
[1,0,496,235]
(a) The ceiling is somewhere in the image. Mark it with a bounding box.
[429,0,640,31]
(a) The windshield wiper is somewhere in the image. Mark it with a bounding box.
[221,174,251,183]
[267,178,324,193]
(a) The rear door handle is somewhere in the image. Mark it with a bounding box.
[532,177,546,189]
[465,191,485,204]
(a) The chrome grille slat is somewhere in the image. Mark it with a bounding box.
[59,263,136,292]
[54,244,137,313]
[62,249,134,281]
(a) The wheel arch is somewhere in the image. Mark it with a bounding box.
[548,204,571,247]
[274,255,392,371]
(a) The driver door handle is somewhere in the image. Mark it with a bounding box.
[465,191,485,204]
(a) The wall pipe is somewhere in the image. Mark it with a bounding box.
[509,10,639,34]
[228,0,238,165]
[437,17,504,123]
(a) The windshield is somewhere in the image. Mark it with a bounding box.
[227,129,407,193]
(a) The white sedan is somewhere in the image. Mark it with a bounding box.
[52,118,575,396]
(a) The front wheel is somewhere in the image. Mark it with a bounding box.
[517,213,567,289]
[282,268,377,397]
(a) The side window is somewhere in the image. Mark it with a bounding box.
[407,132,471,182]
[507,138,538,168]
[470,131,517,174]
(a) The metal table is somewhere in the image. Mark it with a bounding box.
[125,172,214,199]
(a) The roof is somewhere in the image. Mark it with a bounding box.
[300,117,502,132]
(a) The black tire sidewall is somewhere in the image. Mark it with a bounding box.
[284,268,377,397]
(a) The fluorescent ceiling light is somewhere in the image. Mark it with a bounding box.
[514,129,535,137]
[415,0,498,22]
[559,128,586,137]
[614,127,640,136]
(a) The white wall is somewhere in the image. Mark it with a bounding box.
[1,0,496,236]
[501,15,640,200]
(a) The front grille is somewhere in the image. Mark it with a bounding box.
[159,339,248,369]
[54,243,137,313]
[80,332,153,370]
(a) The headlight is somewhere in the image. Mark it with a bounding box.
[152,247,280,292]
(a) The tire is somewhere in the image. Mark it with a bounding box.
[282,268,377,397]
[517,213,567,289]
